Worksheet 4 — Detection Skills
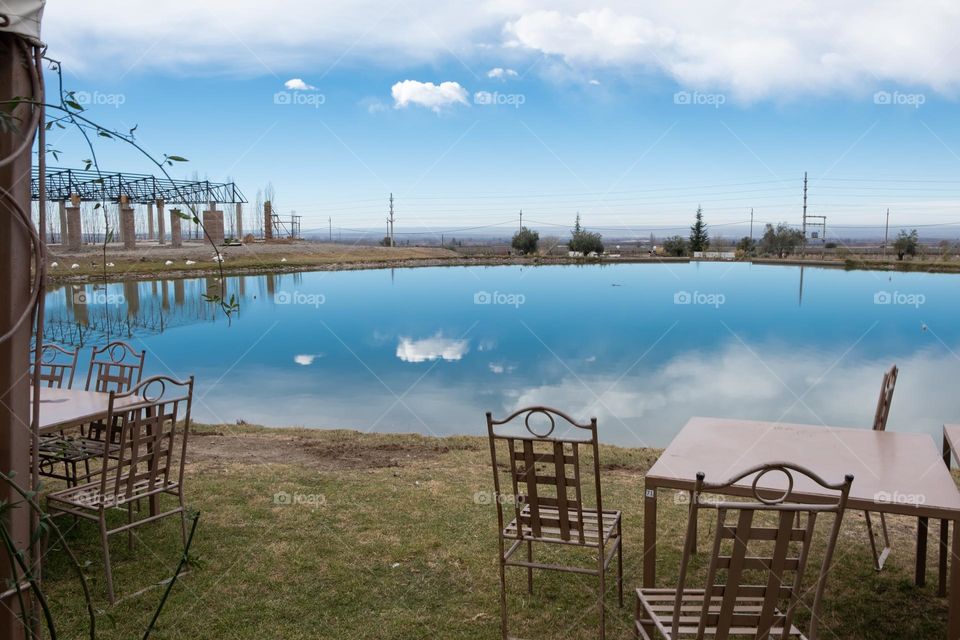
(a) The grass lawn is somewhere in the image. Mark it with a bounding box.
[40,424,952,639]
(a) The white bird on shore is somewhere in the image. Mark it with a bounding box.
[106,262,115,267]
[185,259,196,265]
[70,263,79,269]
[164,260,174,266]
[280,257,287,263]
[212,255,224,262]
[50,261,58,268]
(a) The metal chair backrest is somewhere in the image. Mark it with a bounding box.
[85,341,146,394]
[872,364,898,431]
[33,344,79,388]
[673,463,853,640]
[100,375,193,506]
[486,407,601,544]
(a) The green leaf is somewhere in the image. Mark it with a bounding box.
[64,100,84,111]
[97,130,113,138]
[166,155,188,162]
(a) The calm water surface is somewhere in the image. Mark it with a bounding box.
[43,263,960,446]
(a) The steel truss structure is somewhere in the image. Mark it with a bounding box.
[31,166,247,204]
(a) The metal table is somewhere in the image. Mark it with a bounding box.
[644,417,960,639]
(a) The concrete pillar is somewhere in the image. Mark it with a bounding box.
[203,202,225,246]
[147,202,155,240]
[66,193,82,251]
[170,208,183,248]
[156,198,166,245]
[235,202,243,240]
[124,280,140,317]
[120,195,136,249]
[264,200,273,240]
[174,279,185,306]
[58,199,67,244]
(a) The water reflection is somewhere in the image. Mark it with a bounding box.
[41,263,960,445]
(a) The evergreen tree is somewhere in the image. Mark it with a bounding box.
[689,206,709,252]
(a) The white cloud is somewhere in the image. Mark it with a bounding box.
[396,334,469,363]
[391,80,469,112]
[293,353,323,366]
[284,78,315,91]
[488,362,515,374]
[588,79,600,86]
[43,2,960,101]
[487,67,519,80]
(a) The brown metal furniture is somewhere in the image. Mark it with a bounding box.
[865,364,898,570]
[939,424,960,598]
[47,375,194,603]
[643,417,960,640]
[486,407,623,640]
[32,344,79,389]
[38,341,147,486]
[635,462,853,639]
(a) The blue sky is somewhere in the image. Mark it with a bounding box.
[38,1,960,237]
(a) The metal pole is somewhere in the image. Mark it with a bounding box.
[883,208,890,258]
[388,193,395,247]
[801,172,808,257]
[749,207,753,239]
[0,33,35,638]
[519,209,522,231]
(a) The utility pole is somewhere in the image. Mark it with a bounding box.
[801,171,808,256]
[387,192,395,247]
[749,207,754,239]
[329,216,332,242]
[519,209,523,231]
[883,208,890,258]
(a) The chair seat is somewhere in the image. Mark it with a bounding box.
[38,435,118,463]
[635,588,805,639]
[503,503,621,546]
[48,477,179,511]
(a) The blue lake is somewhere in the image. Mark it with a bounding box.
[43,262,960,446]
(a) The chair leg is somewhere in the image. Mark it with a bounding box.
[99,513,115,604]
[598,545,606,640]
[617,520,624,607]
[498,552,509,640]
[866,510,891,571]
[526,540,533,594]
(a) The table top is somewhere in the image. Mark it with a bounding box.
[31,386,140,434]
[647,417,960,519]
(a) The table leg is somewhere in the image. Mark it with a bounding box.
[643,485,658,588]
[950,517,960,639]
[918,517,929,586]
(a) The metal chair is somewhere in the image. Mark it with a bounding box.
[32,344,79,389]
[47,375,194,603]
[635,463,854,640]
[865,364,898,570]
[486,407,623,640]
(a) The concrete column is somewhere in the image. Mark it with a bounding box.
[147,202,155,240]
[235,202,243,240]
[174,278,185,306]
[58,199,67,244]
[203,202,224,245]
[170,208,183,248]
[66,193,82,251]
[156,198,166,245]
[120,196,136,249]
[264,200,273,240]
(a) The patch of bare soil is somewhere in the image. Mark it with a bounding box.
[188,431,451,471]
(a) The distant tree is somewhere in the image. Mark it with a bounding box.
[568,213,604,254]
[760,223,805,258]
[379,236,392,247]
[894,229,919,260]
[736,236,756,255]
[689,206,710,252]
[512,226,540,254]
[662,235,688,256]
